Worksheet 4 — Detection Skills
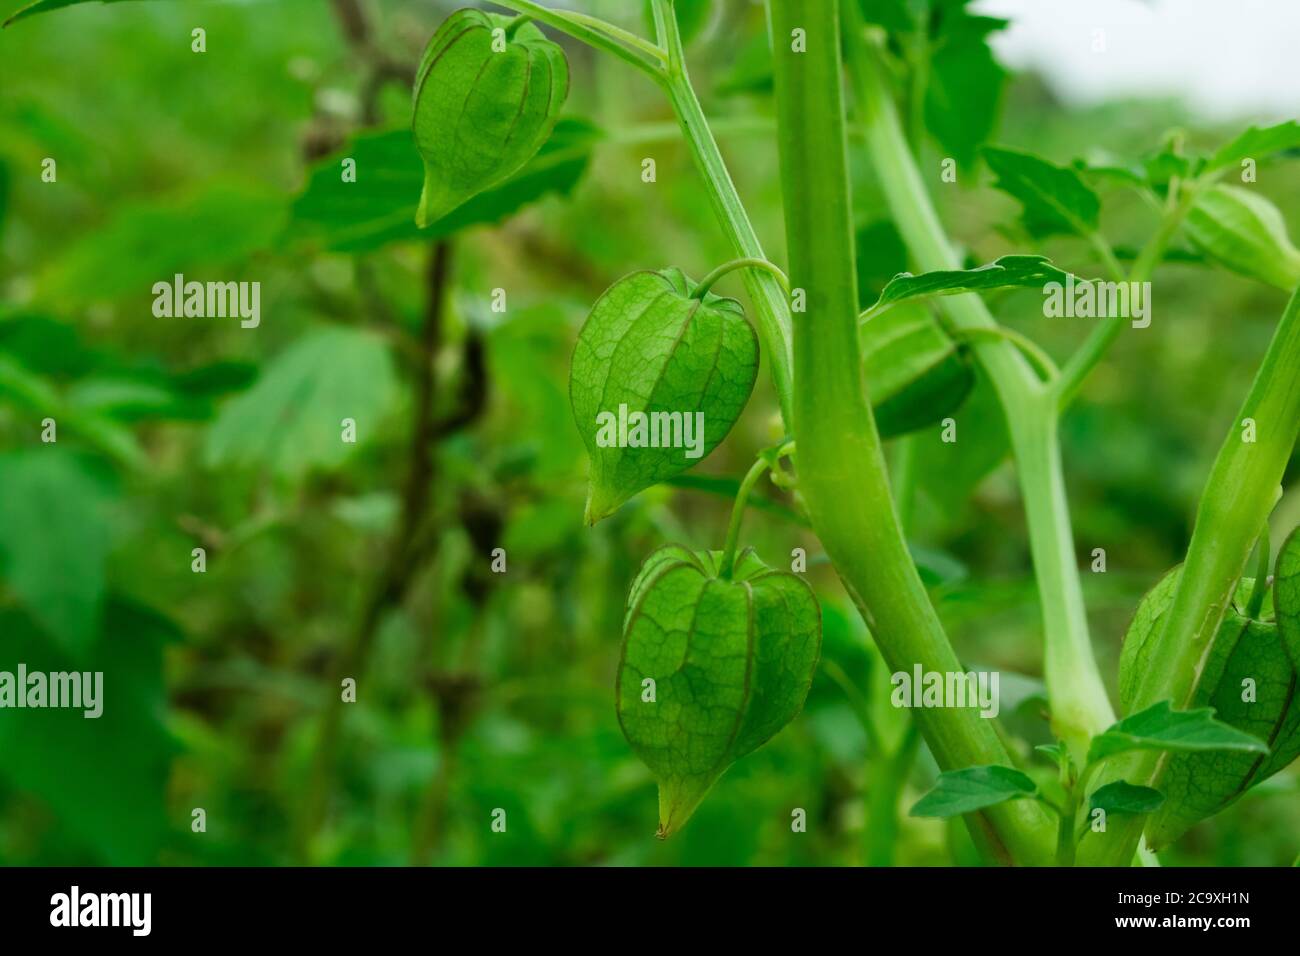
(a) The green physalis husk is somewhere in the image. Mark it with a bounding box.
[617,545,821,837]
[1118,556,1300,850]
[412,9,569,227]
[569,268,760,525]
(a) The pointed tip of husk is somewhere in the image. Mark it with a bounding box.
[655,777,714,840]
[583,483,621,527]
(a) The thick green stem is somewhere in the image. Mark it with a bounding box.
[768,0,1054,865]
[1079,284,1300,865]
[1055,801,1078,867]
[842,8,1115,757]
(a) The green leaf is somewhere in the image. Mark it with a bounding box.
[1205,121,1300,175]
[912,364,1009,518]
[412,9,569,227]
[570,268,759,524]
[1141,141,1200,195]
[204,327,396,479]
[1183,185,1300,291]
[909,765,1038,819]
[0,600,178,863]
[617,545,821,836]
[871,255,1077,310]
[854,219,910,305]
[1087,700,1269,766]
[860,302,974,438]
[1035,742,1066,763]
[925,17,1007,169]
[0,355,149,466]
[290,119,599,253]
[983,146,1101,238]
[37,187,283,307]
[4,0,169,27]
[1089,781,1165,816]
[1073,158,1147,192]
[0,449,114,657]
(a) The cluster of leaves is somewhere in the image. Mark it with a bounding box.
[914,529,1300,861]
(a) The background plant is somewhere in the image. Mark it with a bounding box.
[0,0,1298,866]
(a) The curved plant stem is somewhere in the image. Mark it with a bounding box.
[654,0,795,426]
[490,1,795,425]
[504,14,532,38]
[1056,184,1200,410]
[718,441,794,578]
[768,0,1054,866]
[950,326,1059,383]
[1080,285,1300,865]
[842,6,1115,759]
[487,0,666,79]
[691,257,791,299]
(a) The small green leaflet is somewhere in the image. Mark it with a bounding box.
[0,449,114,658]
[205,327,396,480]
[1034,742,1066,763]
[569,268,759,524]
[1183,185,1300,291]
[1205,121,1300,175]
[291,119,600,253]
[617,545,821,837]
[909,764,1038,818]
[983,146,1101,238]
[0,356,143,467]
[1141,141,1200,194]
[855,1,1009,168]
[1088,781,1165,816]
[868,255,1077,312]
[860,302,974,439]
[924,11,1009,170]
[1087,700,1269,766]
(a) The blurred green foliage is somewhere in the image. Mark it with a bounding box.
[0,0,1296,867]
